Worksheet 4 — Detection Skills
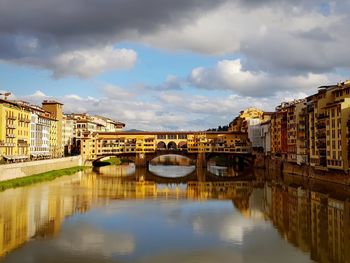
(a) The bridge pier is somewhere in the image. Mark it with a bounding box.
[135,153,147,167]
[196,152,207,168]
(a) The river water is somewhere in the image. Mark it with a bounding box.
[0,160,349,263]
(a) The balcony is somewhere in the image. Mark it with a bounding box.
[316,123,326,129]
[235,141,248,147]
[0,142,16,147]
[317,113,329,119]
[316,132,326,139]
[319,153,327,160]
[7,115,17,120]
[6,134,16,138]
[19,117,30,123]
[6,124,16,129]
[317,143,327,150]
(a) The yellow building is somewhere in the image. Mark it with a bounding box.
[271,109,287,158]
[0,99,31,162]
[80,131,252,161]
[42,101,63,158]
[187,132,251,153]
[307,80,350,171]
[285,100,307,164]
[48,118,59,158]
[228,107,266,133]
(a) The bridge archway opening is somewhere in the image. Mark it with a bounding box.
[148,154,196,178]
[157,141,166,150]
[178,141,187,149]
[167,141,177,150]
[92,155,135,167]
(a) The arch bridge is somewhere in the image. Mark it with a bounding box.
[81,131,253,167]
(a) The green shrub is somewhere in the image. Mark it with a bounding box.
[0,166,88,192]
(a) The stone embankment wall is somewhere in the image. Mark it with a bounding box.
[0,156,83,182]
[254,153,350,185]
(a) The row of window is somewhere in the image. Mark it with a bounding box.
[156,134,188,139]
[327,159,342,167]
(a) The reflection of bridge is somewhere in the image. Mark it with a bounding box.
[87,167,255,200]
[81,131,253,167]
[92,165,256,185]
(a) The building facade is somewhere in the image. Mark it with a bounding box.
[62,115,76,156]
[0,99,31,162]
[80,131,252,161]
[29,113,51,158]
[42,101,64,158]
[306,81,350,171]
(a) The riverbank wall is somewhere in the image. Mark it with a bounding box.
[0,156,83,182]
[254,153,350,186]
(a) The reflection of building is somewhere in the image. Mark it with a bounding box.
[0,173,89,258]
[0,193,28,258]
[297,188,311,253]
[345,201,350,262]
[187,181,253,201]
[328,198,345,263]
[150,155,194,166]
[262,181,350,263]
[310,192,329,262]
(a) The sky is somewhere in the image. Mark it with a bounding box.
[0,0,350,131]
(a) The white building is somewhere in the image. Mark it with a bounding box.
[30,112,51,158]
[260,120,271,156]
[247,118,264,148]
[91,115,125,132]
[62,115,76,156]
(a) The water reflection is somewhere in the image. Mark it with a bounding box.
[149,155,196,178]
[95,164,136,177]
[0,168,349,263]
[263,180,350,263]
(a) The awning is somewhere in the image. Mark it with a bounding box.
[3,155,30,160]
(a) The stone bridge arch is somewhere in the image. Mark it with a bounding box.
[178,141,187,149]
[157,141,166,150]
[92,154,136,167]
[167,141,177,150]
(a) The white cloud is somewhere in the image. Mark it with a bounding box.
[1,1,350,78]
[57,224,135,256]
[101,84,136,100]
[50,46,137,78]
[21,73,329,131]
[189,59,337,96]
[10,46,137,79]
[138,1,350,75]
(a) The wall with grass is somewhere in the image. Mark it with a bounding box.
[0,156,83,182]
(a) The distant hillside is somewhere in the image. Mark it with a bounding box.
[125,129,145,132]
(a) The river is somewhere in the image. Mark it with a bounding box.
[0,158,349,263]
